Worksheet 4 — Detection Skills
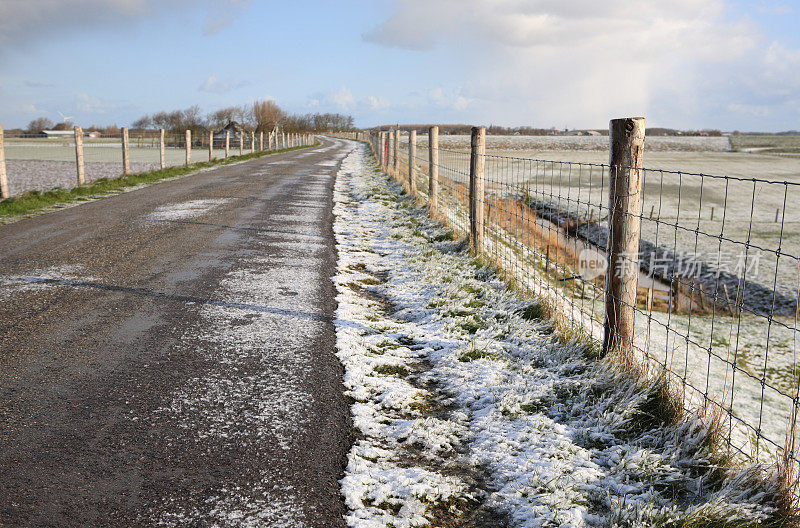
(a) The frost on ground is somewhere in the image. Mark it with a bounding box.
[332,143,786,527]
[146,198,232,221]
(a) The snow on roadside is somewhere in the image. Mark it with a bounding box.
[333,143,783,527]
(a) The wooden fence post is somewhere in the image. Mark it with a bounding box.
[121,127,130,175]
[74,126,86,185]
[260,131,264,151]
[408,129,417,196]
[0,124,7,199]
[428,126,439,214]
[387,130,395,175]
[469,126,486,253]
[378,132,385,168]
[239,130,243,155]
[393,129,400,176]
[251,133,255,153]
[603,117,646,357]
[225,130,230,158]
[185,129,191,165]
[209,130,214,161]
[159,128,166,169]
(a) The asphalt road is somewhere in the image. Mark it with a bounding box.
[0,137,355,527]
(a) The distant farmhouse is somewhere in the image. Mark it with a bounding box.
[39,130,101,138]
[213,122,244,140]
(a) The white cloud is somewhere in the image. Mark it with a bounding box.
[0,0,188,51]
[199,75,249,94]
[364,95,391,110]
[330,87,355,109]
[363,0,800,129]
[75,93,110,113]
[428,87,471,111]
[203,0,250,35]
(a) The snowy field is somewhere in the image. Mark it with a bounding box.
[333,143,785,527]
[390,134,800,459]
[3,142,250,195]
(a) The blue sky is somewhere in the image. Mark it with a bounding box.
[1,0,799,131]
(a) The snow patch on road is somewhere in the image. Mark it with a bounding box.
[147,198,231,221]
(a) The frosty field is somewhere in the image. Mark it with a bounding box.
[388,133,800,470]
[3,139,248,194]
[334,141,787,527]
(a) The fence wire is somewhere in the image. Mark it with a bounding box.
[1,129,305,197]
[367,129,800,472]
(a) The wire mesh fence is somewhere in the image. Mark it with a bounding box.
[0,127,309,198]
[365,126,800,476]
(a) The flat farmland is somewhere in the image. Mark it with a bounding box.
[400,133,800,460]
[3,138,240,195]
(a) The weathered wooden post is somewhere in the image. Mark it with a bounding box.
[251,133,255,153]
[239,130,244,155]
[387,130,395,176]
[603,117,646,357]
[469,126,486,253]
[185,129,191,165]
[208,130,214,161]
[74,126,86,185]
[159,128,166,169]
[260,131,264,151]
[428,126,439,214]
[121,127,130,175]
[393,129,400,176]
[225,130,230,158]
[0,124,8,199]
[408,130,417,196]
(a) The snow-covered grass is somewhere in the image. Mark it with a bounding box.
[333,143,793,527]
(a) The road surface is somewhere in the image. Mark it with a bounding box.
[0,137,354,527]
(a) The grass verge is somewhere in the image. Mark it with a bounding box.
[0,142,317,221]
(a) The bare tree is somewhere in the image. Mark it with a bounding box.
[252,100,283,133]
[52,121,74,131]
[27,117,55,133]
[132,114,152,130]
[209,106,238,131]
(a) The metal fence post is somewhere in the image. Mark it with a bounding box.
[603,117,646,356]
[428,126,439,214]
[159,128,166,169]
[0,124,7,199]
[74,126,85,185]
[408,129,417,196]
[122,127,130,175]
[209,130,214,162]
[185,129,191,166]
[469,126,486,253]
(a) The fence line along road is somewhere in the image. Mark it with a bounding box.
[0,125,316,199]
[335,122,800,481]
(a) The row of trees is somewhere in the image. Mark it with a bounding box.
[25,117,122,135]
[130,100,354,134]
[22,100,355,136]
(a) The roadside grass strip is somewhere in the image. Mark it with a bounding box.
[332,144,790,528]
[0,143,317,222]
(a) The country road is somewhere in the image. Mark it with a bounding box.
[0,137,354,527]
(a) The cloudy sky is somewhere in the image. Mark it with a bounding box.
[1,0,798,130]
